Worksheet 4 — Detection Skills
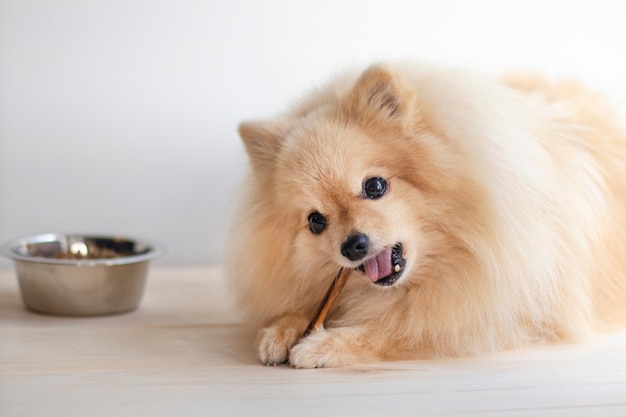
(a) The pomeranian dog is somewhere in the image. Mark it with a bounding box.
[228,62,626,368]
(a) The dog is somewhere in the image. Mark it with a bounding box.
[227,62,626,368]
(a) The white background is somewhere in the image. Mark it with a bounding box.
[1,0,625,267]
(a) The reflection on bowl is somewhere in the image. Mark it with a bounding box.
[1,233,166,316]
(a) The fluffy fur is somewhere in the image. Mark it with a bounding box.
[227,62,626,368]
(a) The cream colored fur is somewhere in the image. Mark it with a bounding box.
[227,62,626,368]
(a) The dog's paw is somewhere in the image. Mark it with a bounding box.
[255,313,309,366]
[256,326,299,365]
[289,327,373,368]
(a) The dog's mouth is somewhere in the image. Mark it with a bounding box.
[357,243,406,287]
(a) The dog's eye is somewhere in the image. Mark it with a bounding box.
[363,177,387,199]
[308,211,327,234]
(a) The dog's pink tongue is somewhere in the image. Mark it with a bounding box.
[363,247,392,282]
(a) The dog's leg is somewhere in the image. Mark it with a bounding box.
[289,326,381,368]
[255,312,310,366]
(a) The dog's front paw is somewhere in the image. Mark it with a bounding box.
[256,326,299,365]
[289,327,374,368]
[255,313,309,366]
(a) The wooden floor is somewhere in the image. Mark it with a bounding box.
[1,266,626,416]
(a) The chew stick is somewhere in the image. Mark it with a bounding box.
[302,267,353,338]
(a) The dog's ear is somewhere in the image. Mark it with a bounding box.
[238,119,289,173]
[345,65,414,125]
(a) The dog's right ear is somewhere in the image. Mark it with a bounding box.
[238,119,289,173]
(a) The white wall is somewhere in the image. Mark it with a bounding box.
[1,0,625,266]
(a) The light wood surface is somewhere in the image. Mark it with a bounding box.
[1,266,626,416]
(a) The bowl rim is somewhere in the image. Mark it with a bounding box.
[0,233,166,266]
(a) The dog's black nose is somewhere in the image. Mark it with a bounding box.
[341,233,369,261]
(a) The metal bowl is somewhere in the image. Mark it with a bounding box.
[1,233,165,316]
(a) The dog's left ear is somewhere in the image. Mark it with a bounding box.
[344,65,414,125]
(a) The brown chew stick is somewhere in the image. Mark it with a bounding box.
[302,267,353,338]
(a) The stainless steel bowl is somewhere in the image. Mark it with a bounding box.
[1,233,165,316]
